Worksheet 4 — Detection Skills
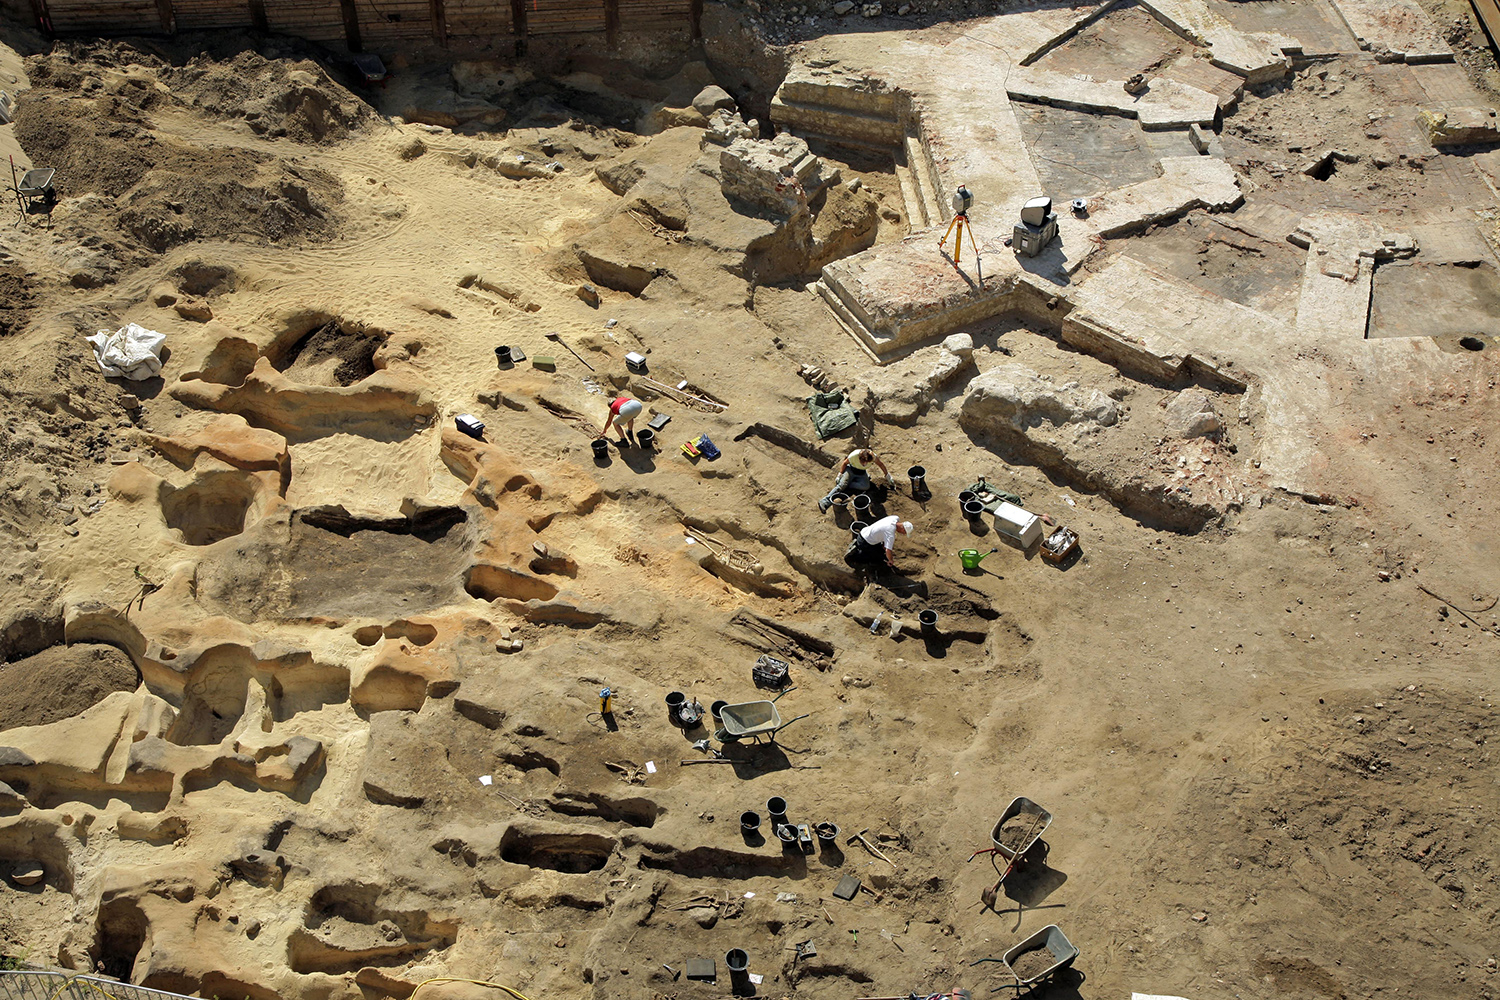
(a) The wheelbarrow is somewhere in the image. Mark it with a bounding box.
[998,924,1078,990]
[714,700,809,745]
[959,548,997,571]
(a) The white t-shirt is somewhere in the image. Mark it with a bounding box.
[847,450,871,471]
[860,515,901,550]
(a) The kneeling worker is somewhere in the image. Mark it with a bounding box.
[819,447,894,512]
[848,515,913,569]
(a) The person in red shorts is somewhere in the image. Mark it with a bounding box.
[600,394,644,445]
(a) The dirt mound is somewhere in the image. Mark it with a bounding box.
[166,50,378,142]
[0,643,139,730]
[15,90,342,253]
[0,267,34,338]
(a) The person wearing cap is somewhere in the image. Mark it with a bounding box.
[599,394,644,445]
[819,447,894,512]
[848,514,913,569]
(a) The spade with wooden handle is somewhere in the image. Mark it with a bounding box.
[545,331,594,371]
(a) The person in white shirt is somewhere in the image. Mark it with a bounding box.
[819,448,894,512]
[848,515,913,568]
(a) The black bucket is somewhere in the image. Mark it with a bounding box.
[767,796,788,824]
[850,520,869,537]
[958,490,977,510]
[919,609,939,634]
[711,699,728,721]
[495,345,512,365]
[741,811,761,836]
[851,493,872,516]
[591,439,609,460]
[665,691,686,725]
[726,948,752,995]
[637,428,655,450]
[908,465,929,499]
[964,499,986,520]
[814,821,840,843]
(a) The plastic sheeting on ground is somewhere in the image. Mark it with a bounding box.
[86,323,166,380]
[806,390,856,439]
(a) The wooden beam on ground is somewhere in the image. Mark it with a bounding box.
[1473,0,1500,59]
[430,0,447,42]
[339,0,362,50]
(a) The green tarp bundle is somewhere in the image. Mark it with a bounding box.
[806,391,857,439]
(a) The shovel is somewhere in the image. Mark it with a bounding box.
[545,331,594,371]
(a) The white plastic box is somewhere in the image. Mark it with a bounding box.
[994,501,1043,548]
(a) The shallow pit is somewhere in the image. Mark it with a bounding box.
[499,828,616,873]
[161,471,260,545]
[269,316,389,387]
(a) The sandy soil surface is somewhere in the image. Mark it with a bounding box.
[0,9,1496,1000]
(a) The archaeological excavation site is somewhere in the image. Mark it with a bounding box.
[0,0,1497,998]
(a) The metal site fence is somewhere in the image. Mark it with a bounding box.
[0,971,202,1000]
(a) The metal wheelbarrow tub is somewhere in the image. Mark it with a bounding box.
[1001,924,1078,986]
[18,168,54,196]
[715,700,808,743]
[991,796,1052,860]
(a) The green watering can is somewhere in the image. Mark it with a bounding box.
[958,547,997,570]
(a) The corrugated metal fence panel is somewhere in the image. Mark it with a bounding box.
[526,0,605,35]
[422,0,509,35]
[354,0,433,40]
[617,0,690,30]
[263,0,346,40]
[174,0,252,28]
[47,0,161,32]
[0,971,202,1000]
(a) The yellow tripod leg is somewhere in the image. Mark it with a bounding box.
[939,214,959,251]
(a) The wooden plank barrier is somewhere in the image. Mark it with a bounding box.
[35,0,693,42]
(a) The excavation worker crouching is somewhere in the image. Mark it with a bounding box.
[599,395,644,445]
[819,448,894,513]
[847,515,913,569]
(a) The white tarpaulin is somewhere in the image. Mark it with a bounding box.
[1132,994,1194,1000]
[86,323,166,380]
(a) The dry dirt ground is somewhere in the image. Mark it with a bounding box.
[0,7,1496,1000]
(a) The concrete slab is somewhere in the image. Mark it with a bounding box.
[1032,2,1191,80]
[1134,0,1294,81]
[956,0,1122,65]
[1206,0,1356,57]
[1369,261,1500,338]
[1013,103,1161,197]
[1069,253,1282,367]
[1006,64,1221,129]
[1326,0,1454,63]
[1087,156,1243,236]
